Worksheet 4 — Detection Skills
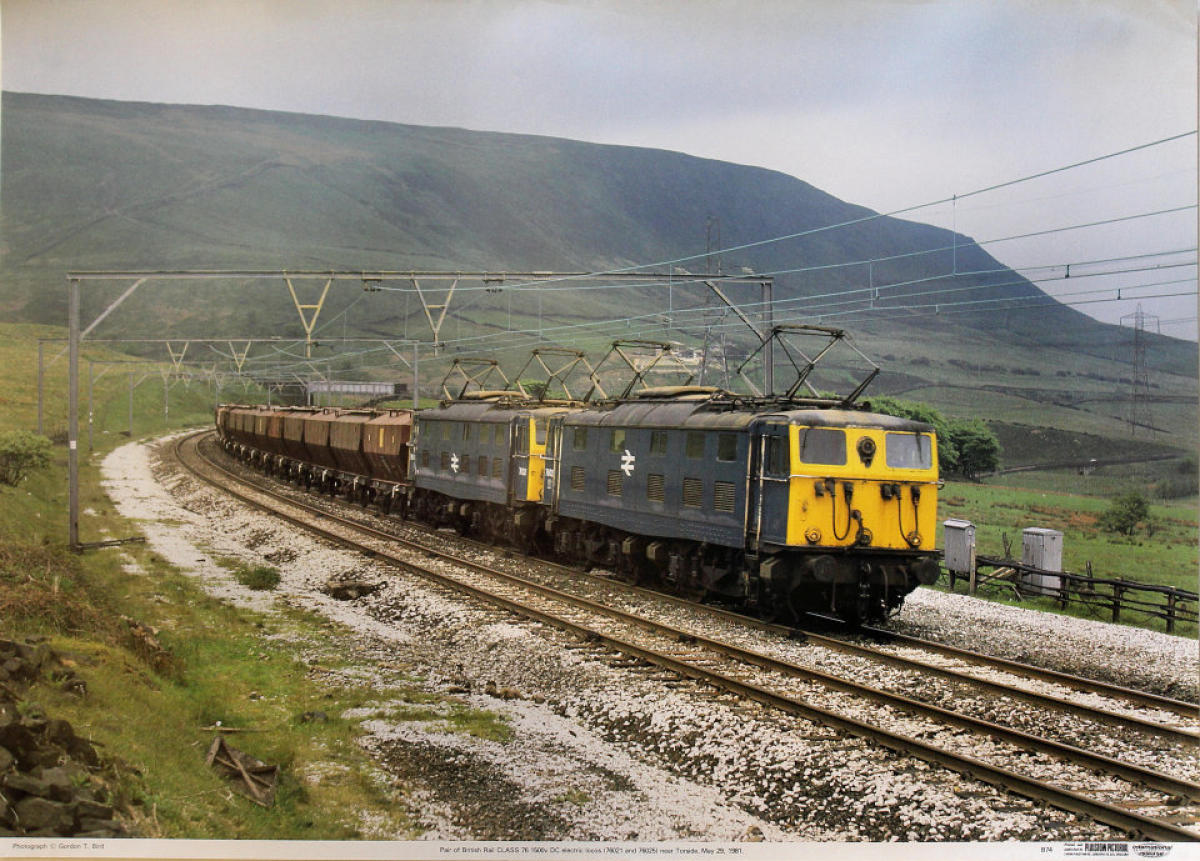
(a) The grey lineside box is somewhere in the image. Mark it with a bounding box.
[1021,527,1063,596]
[943,519,976,575]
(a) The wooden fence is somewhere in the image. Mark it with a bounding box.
[946,555,1197,634]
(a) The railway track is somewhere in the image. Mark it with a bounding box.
[176,430,1199,841]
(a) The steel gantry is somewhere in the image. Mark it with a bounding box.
[62,268,773,549]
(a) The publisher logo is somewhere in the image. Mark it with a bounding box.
[1131,845,1171,859]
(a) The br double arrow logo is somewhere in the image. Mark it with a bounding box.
[620,449,636,476]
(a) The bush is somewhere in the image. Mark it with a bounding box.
[1097,492,1150,536]
[866,396,1003,478]
[0,430,53,486]
[1154,473,1199,499]
[945,419,1002,480]
[233,564,281,590]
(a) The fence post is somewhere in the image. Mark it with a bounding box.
[1166,591,1176,634]
[1112,584,1124,624]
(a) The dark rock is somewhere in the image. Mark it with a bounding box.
[3,771,52,797]
[28,745,64,770]
[65,737,100,768]
[322,579,381,600]
[44,719,76,746]
[60,677,88,697]
[0,745,14,772]
[0,725,35,761]
[35,767,75,802]
[73,799,113,820]
[14,796,74,833]
[16,643,52,674]
[298,710,328,723]
[77,817,123,833]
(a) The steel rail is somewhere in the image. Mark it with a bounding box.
[205,434,1197,740]
[859,623,1199,718]
[177,431,1198,842]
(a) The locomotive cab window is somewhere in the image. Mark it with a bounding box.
[798,428,846,465]
[609,429,626,452]
[717,433,737,462]
[535,419,547,446]
[885,432,933,469]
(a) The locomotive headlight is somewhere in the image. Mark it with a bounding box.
[856,436,876,466]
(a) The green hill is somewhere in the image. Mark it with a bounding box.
[1,91,1195,455]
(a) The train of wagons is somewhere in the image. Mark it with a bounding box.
[215,386,941,623]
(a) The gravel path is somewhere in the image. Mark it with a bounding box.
[98,434,1198,844]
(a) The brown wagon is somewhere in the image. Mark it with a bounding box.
[329,411,375,476]
[363,410,413,483]
[301,409,342,471]
[281,407,321,462]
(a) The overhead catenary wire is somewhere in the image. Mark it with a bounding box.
[188,131,1198,381]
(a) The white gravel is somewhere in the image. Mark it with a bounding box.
[97,433,1199,845]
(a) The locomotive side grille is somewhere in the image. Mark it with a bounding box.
[713,480,736,512]
[606,469,622,496]
[421,450,430,468]
[492,458,503,479]
[571,466,586,491]
[646,473,665,503]
[682,477,703,508]
[478,455,488,476]
[440,451,450,471]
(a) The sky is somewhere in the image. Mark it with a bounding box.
[2,0,1197,339]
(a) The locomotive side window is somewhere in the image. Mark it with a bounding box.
[685,431,705,459]
[441,422,451,440]
[461,423,470,441]
[765,436,788,476]
[717,433,737,462]
[798,428,846,465]
[610,429,626,452]
[650,431,668,455]
[885,432,933,469]
[573,428,588,450]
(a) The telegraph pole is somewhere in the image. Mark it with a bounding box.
[68,279,80,549]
